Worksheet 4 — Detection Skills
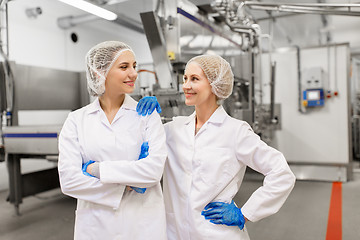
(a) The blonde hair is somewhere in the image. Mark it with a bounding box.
[186,55,234,100]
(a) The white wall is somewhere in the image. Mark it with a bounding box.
[7,0,153,71]
[261,44,350,165]
[331,16,360,52]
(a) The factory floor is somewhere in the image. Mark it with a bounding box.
[0,163,359,240]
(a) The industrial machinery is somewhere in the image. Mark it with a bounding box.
[1,63,88,214]
[138,0,356,182]
[140,0,281,143]
[352,58,360,161]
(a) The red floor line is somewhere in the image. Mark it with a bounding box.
[326,182,342,240]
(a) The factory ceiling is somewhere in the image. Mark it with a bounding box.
[66,0,360,53]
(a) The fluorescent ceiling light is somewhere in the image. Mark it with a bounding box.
[58,0,118,21]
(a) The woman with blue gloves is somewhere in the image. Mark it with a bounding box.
[58,41,167,240]
[137,54,296,239]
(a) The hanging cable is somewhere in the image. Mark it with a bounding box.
[327,44,332,99]
[334,45,339,96]
[137,69,158,84]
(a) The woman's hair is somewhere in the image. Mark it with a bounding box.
[186,54,234,100]
[85,41,134,96]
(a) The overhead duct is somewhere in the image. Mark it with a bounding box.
[58,14,100,29]
[57,12,144,33]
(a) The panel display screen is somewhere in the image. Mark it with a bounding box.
[307,90,320,101]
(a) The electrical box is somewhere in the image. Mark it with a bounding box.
[302,67,325,108]
[302,89,324,107]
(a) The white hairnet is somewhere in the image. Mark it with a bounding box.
[85,41,134,96]
[186,55,234,100]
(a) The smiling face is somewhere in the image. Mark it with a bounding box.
[182,62,217,107]
[104,50,138,96]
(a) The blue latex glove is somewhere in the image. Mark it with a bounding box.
[82,160,96,178]
[138,141,149,159]
[130,186,147,194]
[130,142,149,194]
[136,96,162,116]
[201,201,245,230]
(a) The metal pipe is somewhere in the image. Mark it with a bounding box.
[230,27,253,34]
[244,1,360,8]
[295,46,305,114]
[253,25,263,106]
[236,1,246,19]
[177,7,242,48]
[327,44,331,93]
[5,3,8,55]
[334,45,338,94]
[0,1,8,55]
[106,0,130,5]
[225,20,259,49]
[256,13,301,22]
[0,0,8,9]
[260,34,273,105]
[243,1,360,17]
[58,14,100,29]
[249,6,360,17]
[270,61,276,121]
[251,51,255,123]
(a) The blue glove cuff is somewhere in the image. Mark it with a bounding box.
[237,208,246,230]
[82,160,96,178]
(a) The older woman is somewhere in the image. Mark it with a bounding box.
[138,54,296,239]
[58,41,167,240]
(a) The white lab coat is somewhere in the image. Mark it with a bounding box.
[58,95,167,240]
[163,106,296,240]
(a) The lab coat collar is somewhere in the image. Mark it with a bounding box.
[184,105,227,125]
[184,112,196,125]
[121,94,138,111]
[86,94,137,115]
[86,98,101,114]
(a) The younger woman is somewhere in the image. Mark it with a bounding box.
[58,41,167,240]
